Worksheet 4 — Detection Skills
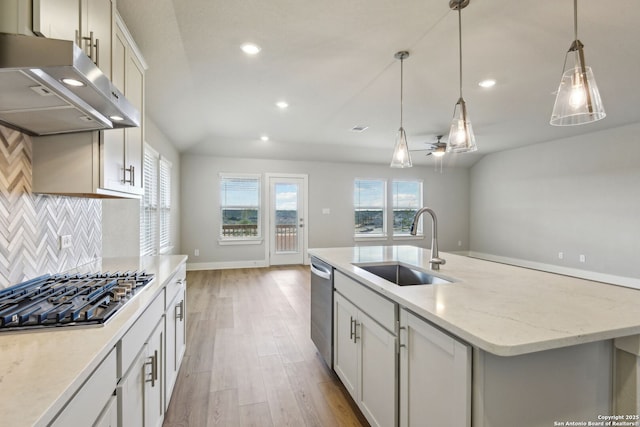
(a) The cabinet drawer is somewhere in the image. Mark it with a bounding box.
[335,270,396,332]
[165,263,186,309]
[51,348,117,427]
[118,291,164,377]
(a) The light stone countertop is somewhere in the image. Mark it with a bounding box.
[0,255,187,427]
[309,246,640,357]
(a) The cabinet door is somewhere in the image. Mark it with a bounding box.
[358,310,397,427]
[165,289,185,408]
[400,310,471,427]
[124,49,144,194]
[33,0,80,40]
[118,346,146,427]
[334,293,359,398]
[145,319,164,427]
[80,0,112,76]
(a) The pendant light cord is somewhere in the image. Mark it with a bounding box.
[400,56,404,127]
[458,3,463,99]
[573,0,578,40]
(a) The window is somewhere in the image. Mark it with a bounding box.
[140,145,172,256]
[159,157,172,252]
[220,174,261,240]
[354,179,386,237]
[141,146,159,256]
[392,180,423,236]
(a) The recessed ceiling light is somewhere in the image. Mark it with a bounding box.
[276,101,289,109]
[260,135,269,141]
[478,79,496,88]
[61,78,85,87]
[241,43,261,55]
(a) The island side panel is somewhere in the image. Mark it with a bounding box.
[473,340,613,427]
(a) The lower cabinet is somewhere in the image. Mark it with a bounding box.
[334,292,398,427]
[399,309,471,427]
[50,348,118,426]
[165,282,186,407]
[118,318,164,427]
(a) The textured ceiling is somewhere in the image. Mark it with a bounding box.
[116,0,640,167]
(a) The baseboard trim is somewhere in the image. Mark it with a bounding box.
[467,251,640,290]
[187,260,268,271]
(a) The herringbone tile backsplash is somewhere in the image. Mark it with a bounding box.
[0,125,102,289]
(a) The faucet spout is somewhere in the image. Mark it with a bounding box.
[410,207,446,270]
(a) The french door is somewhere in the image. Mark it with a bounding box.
[266,174,308,265]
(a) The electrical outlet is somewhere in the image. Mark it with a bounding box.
[458,240,462,247]
[322,208,330,214]
[59,235,72,250]
[558,251,564,260]
[579,254,586,263]
[194,249,199,256]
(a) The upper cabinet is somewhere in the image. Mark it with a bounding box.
[23,3,148,198]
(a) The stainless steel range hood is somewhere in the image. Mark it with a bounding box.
[0,33,140,136]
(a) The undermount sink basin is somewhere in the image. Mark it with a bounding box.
[354,262,454,286]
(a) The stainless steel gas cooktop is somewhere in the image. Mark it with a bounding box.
[0,271,154,332]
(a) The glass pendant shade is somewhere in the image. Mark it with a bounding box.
[390,127,412,168]
[550,60,605,126]
[446,98,477,153]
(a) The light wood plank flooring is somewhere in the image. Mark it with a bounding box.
[163,266,368,427]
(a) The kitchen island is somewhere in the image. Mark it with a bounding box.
[0,255,187,427]
[310,246,640,427]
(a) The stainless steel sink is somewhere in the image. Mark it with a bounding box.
[354,263,454,286]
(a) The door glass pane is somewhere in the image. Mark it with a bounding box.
[275,183,298,253]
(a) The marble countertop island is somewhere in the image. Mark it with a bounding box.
[0,255,187,427]
[310,246,640,356]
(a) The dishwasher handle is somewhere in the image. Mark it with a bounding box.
[310,263,332,280]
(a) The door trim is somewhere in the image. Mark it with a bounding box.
[264,173,309,266]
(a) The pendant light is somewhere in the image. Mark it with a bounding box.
[390,51,412,168]
[446,0,477,154]
[550,0,605,126]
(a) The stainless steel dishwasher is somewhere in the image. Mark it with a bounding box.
[310,256,334,368]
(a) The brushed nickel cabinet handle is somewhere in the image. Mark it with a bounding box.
[145,350,158,387]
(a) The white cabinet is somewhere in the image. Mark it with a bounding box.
[50,348,118,426]
[0,0,112,74]
[118,318,164,427]
[31,12,145,198]
[165,271,187,408]
[334,272,398,427]
[399,309,471,427]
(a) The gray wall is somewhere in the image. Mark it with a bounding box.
[181,155,470,267]
[102,118,181,257]
[469,122,640,279]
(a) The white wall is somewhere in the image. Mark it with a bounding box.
[102,118,181,257]
[469,122,640,282]
[180,155,469,269]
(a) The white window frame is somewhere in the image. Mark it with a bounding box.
[391,179,424,238]
[158,156,173,253]
[140,144,159,256]
[354,178,387,239]
[218,173,263,245]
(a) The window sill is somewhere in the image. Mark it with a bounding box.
[218,238,263,246]
[392,235,424,241]
[354,236,388,242]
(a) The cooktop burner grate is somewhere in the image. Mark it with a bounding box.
[0,271,154,332]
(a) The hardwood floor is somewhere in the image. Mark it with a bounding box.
[163,266,368,427]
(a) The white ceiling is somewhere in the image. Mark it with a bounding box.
[116,0,640,168]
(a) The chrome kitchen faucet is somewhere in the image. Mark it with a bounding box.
[410,207,446,271]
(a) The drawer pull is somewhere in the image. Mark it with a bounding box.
[145,350,158,387]
[175,300,184,321]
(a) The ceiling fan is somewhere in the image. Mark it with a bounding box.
[410,135,447,157]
